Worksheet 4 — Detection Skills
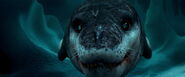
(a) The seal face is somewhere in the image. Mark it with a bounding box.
[59,0,152,77]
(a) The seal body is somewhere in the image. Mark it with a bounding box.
[58,0,152,77]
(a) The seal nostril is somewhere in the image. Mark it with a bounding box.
[80,30,121,49]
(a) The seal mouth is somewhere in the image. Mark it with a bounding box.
[78,51,130,69]
[81,61,121,69]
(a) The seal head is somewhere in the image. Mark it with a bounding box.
[58,0,152,77]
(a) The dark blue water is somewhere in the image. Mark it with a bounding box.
[0,0,185,77]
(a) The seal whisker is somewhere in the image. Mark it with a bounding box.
[125,48,135,51]
[108,30,122,43]
[112,23,123,35]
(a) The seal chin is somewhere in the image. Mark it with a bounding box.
[77,51,131,77]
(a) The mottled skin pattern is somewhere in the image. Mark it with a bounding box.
[58,0,152,77]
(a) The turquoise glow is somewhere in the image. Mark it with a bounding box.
[19,1,64,54]
[1,0,182,76]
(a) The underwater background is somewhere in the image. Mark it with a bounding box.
[0,0,185,77]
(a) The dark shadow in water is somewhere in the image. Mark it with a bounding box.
[0,50,12,74]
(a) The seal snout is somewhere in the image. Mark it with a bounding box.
[80,25,121,49]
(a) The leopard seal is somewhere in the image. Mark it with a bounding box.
[58,0,152,77]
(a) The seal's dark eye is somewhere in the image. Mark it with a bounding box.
[121,18,132,31]
[72,19,84,33]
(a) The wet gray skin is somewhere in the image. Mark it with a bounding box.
[58,0,152,77]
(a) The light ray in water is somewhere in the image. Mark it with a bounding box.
[19,1,64,55]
